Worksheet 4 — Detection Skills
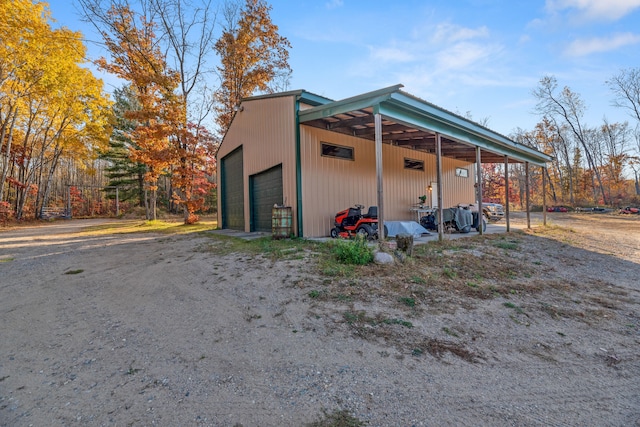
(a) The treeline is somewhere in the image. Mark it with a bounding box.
[0,2,111,221]
[1,0,291,223]
[482,73,640,209]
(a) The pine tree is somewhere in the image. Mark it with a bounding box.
[99,85,146,207]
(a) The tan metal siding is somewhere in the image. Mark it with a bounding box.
[217,96,298,233]
[300,126,475,237]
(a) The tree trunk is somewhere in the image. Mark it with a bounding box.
[40,145,63,217]
[0,108,18,201]
[545,167,557,203]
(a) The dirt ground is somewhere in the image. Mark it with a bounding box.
[1,212,639,426]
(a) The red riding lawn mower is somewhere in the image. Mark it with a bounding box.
[330,204,380,239]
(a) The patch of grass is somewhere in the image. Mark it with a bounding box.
[494,241,519,250]
[442,267,457,279]
[306,409,368,427]
[84,219,218,236]
[205,235,322,260]
[503,301,525,315]
[0,257,14,263]
[343,311,366,324]
[64,269,84,275]
[398,296,416,307]
[330,237,374,265]
[335,294,352,302]
[442,327,459,338]
[382,318,413,328]
[308,290,321,299]
[320,263,353,277]
[410,275,426,284]
[126,361,140,375]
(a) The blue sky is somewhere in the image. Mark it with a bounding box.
[46,0,640,137]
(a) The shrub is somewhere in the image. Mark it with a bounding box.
[0,201,12,226]
[331,236,374,265]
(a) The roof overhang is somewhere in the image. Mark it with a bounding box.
[298,84,551,167]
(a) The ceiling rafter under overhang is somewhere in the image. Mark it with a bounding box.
[302,108,510,164]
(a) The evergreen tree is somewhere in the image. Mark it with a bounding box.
[100,85,146,207]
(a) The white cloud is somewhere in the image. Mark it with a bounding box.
[431,22,490,44]
[564,32,640,56]
[370,45,415,63]
[325,0,343,10]
[435,42,494,71]
[546,0,640,21]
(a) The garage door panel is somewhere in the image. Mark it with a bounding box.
[250,165,283,232]
[221,147,244,230]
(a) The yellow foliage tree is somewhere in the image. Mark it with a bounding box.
[0,0,112,219]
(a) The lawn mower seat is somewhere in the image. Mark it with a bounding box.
[363,206,378,219]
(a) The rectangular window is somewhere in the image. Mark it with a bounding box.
[404,158,424,171]
[321,142,354,160]
[455,167,469,178]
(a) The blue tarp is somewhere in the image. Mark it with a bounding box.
[385,221,431,237]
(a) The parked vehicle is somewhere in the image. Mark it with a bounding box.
[330,204,380,239]
[547,206,569,212]
[460,202,504,222]
[576,206,607,213]
[482,202,504,222]
[420,206,486,233]
[620,206,640,214]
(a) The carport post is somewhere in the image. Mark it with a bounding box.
[504,156,510,232]
[436,133,444,242]
[476,146,483,235]
[525,161,531,229]
[374,112,384,241]
[542,167,547,226]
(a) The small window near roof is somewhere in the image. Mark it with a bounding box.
[321,142,354,160]
[404,158,424,171]
[455,167,469,178]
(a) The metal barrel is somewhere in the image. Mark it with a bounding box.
[272,206,292,239]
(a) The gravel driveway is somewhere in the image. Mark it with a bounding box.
[1,214,639,426]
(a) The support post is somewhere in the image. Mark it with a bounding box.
[436,133,444,241]
[525,162,531,229]
[116,187,120,217]
[374,113,384,241]
[542,168,547,226]
[504,156,510,232]
[476,147,483,235]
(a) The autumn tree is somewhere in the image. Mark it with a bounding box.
[533,76,609,205]
[214,0,292,135]
[91,4,180,220]
[170,123,216,223]
[0,0,112,219]
[81,0,220,223]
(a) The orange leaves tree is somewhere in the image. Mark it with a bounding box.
[82,0,220,223]
[170,124,216,224]
[214,0,292,136]
[94,4,182,221]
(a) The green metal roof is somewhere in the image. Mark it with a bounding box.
[298,84,551,167]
